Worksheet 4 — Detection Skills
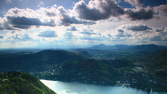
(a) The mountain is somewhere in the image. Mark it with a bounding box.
[89,44,166,51]
[0,72,56,94]
[0,50,84,72]
[0,44,167,92]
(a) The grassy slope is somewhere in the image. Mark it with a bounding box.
[0,72,56,94]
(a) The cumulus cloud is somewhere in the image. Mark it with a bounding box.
[150,28,167,41]
[7,16,54,29]
[73,0,156,21]
[0,6,93,29]
[38,31,56,38]
[54,6,88,26]
[0,22,15,30]
[150,34,167,41]
[126,8,154,20]
[1,0,167,47]
[67,26,77,31]
[154,4,167,15]
[105,24,160,43]
[111,29,132,40]
[81,31,97,35]
[127,25,152,31]
[4,31,32,41]
[16,34,31,41]
[0,18,16,30]
[73,0,124,21]
[80,29,98,35]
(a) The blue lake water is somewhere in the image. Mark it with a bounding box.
[41,80,167,94]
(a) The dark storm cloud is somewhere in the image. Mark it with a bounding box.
[38,31,56,38]
[128,25,152,31]
[7,16,55,29]
[74,0,124,21]
[126,8,154,20]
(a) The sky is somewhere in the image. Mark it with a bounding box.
[0,0,167,48]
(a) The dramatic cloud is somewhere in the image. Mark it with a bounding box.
[126,8,154,20]
[7,16,54,29]
[105,24,160,43]
[0,22,15,30]
[0,18,15,30]
[128,25,152,31]
[53,6,88,26]
[73,0,156,21]
[0,0,167,48]
[1,6,92,29]
[154,4,167,15]
[73,0,124,21]
[38,31,56,38]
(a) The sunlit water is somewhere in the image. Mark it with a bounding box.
[41,80,167,94]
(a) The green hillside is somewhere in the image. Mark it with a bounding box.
[0,72,56,94]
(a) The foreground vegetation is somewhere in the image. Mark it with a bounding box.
[0,72,56,94]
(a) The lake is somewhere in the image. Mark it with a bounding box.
[41,80,167,94]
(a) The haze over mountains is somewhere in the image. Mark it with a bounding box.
[0,44,167,93]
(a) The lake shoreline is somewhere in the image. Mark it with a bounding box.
[40,80,167,94]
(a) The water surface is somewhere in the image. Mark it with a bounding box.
[41,80,167,94]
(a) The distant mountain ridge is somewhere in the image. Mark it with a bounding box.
[89,44,167,50]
